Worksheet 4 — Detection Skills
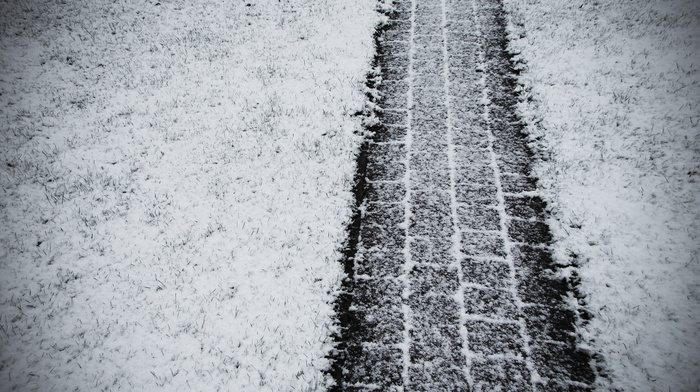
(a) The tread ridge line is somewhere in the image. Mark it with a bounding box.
[441,0,473,388]
[473,0,538,388]
[400,0,418,388]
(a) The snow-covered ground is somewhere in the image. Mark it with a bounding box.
[2,0,698,391]
[0,0,377,390]
[504,0,700,390]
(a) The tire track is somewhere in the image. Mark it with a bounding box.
[330,0,600,390]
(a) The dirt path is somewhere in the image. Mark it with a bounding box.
[330,0,598,390]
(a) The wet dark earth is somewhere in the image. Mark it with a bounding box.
[329,0,600,390]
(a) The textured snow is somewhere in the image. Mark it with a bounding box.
[504,0,700,390]
[0,0,378,390]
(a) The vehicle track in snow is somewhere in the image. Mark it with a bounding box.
[330,0,599,390]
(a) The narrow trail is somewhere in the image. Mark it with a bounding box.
[330,0,598,390]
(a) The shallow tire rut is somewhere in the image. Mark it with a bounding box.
[330,0,598,390]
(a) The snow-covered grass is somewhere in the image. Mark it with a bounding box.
[503,0,700,390]
[0,0,378,390]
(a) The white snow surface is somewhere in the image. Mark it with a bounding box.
[0,0,378,390]
[503,0,700,390]
[3,0,699,390]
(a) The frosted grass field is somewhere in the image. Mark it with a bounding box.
[1,0,698,390]
[0,0,378,390]
[505,0,700,390]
